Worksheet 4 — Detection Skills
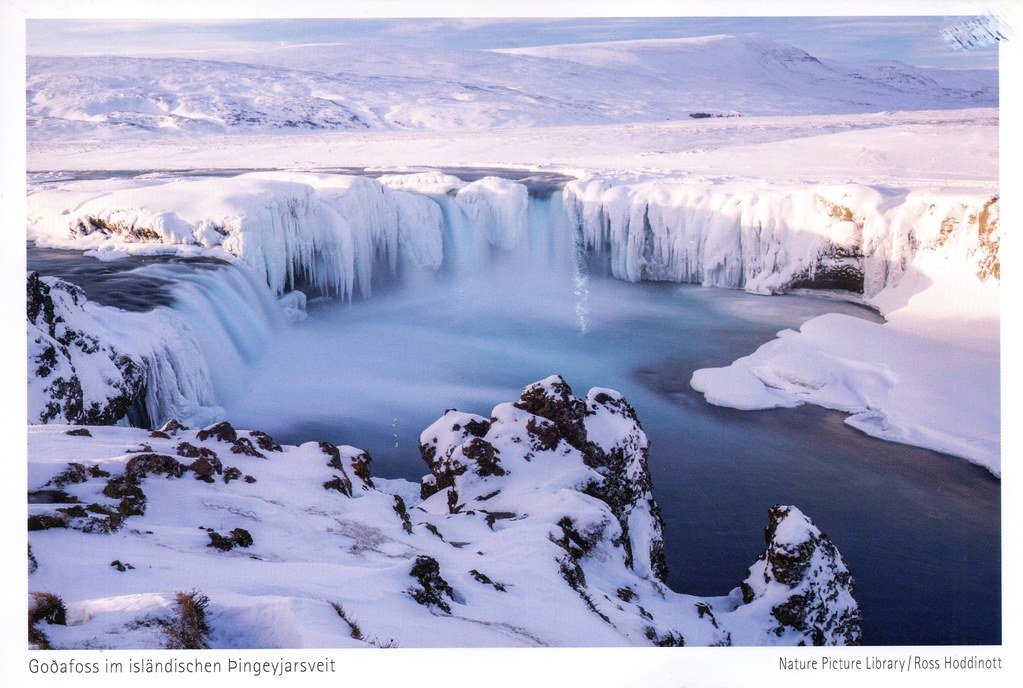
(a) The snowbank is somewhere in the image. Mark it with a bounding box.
[28,377,860,648]
[689,189,1000,473]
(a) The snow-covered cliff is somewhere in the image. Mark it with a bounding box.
[27,272,218,428]
[27,172,537,301]
[563,176,999,300]
[28,377,860,648]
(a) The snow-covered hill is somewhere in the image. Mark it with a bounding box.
[27,35,996,141]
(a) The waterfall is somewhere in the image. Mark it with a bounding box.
[140,262,282,408]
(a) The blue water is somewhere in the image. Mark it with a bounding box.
[220,261,999,647]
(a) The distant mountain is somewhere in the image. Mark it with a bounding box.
[27,35,997,141]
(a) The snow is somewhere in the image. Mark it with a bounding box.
[27,274,221,428]
[18,28,1003,653]
[28,379,859,648]
[26,36,995,142]
[691,190,1000,474]
[27,108,998,186]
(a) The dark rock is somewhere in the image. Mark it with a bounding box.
[66,427,92,437]
[206,527,253,551]
[196,422,237,443]
[176,442,218,460]
[484,511,516,529]
[249,430,282,453]
[149,430,171,439]
[463,418,490,437]
[525,416,560,452]
[124,453,185,483]
[515,376,588,450]
[46,462,108,488]
[392,495,413,534]
[229,528,253,548]
[159,419,188,434]
[461,438,504,477]
[230,437,265,458]
[243,475,257,484]
[57,504,89,518]
[28,514,67,531]
[446,489,461,514]
[407,555,455,613]
[102,477,147,517]
[222,466,243,484]
[323,475,353,497]
[645,627,685,646]
[420,475,440,500]
[417,412,489,496]
[110,559,135,572]
[469,569,506,592]
[740,505,861,646]
[349,450,374,487]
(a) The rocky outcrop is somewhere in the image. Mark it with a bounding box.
[515,376,669,582]
[27,272,146,425]
[738,505,861,645]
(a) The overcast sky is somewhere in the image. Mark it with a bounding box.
[28,17,1000,68]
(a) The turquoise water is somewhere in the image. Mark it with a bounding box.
[221,272,999,646]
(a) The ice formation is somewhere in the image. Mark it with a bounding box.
[27,377,860,648]
[27,172,535,301]
[27,273,217,429]
[563,177,999,299]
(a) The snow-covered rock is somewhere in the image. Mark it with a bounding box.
[732,505,861,646]
[27,379,861,648]
[26,272,219,428]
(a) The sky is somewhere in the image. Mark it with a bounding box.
[27,16,1000,68]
